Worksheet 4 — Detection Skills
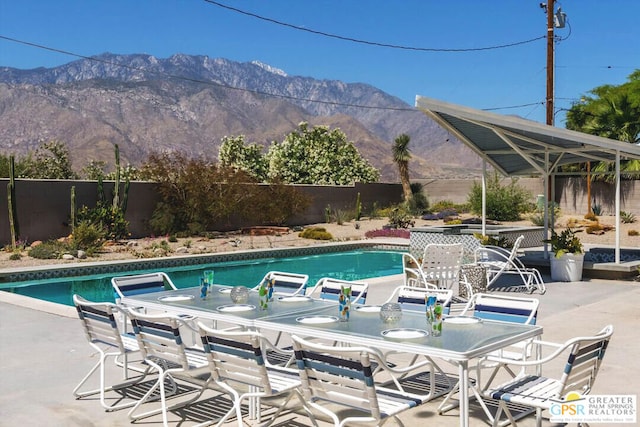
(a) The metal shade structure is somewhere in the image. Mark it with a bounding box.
[415,95,640,263]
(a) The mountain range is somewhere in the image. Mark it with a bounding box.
[0,53,481,181]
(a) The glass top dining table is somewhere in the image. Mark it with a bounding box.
[121,285,543,427]
[254,304,542,427]
[120,284,338,327]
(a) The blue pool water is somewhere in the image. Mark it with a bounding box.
[1,250,404,306]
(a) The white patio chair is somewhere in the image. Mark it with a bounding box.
[305,277,369,305]
[267,277,370,367]
[378,286,456,400]
[291,334,427,426]
[384,285,453,315]
[111,272,178,302]
[438,293,540,424]
[474,235,546,294]
[401,252,440,289]
[111,272,187,341]
[72,295,149,411]
[126,311,210,427]
[421,243,464,289]
[481,324,614,427]
[252,270,309,297]
[198,323,309,427]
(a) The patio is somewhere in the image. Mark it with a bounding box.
[1,273,638,426]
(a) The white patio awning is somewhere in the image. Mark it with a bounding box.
[415,95,640,263]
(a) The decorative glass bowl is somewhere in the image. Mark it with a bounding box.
[230,286,249,304]
[379,302,403,323]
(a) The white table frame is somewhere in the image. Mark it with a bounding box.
[122,286,542,427]
[254,308,542,427]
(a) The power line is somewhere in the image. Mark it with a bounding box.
[0,35,546,114]
[482,101,545,111]
[203,0,546,52]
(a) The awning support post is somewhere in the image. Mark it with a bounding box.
[482,160,487,237]
[615,151,621,264]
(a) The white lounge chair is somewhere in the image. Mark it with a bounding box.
[401,253,437,289]
[474,235,546,294]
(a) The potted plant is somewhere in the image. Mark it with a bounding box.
[545,228,584,282]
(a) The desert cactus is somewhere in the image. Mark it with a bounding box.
[70,185,76,234]
[112,144,120,210]
[7,182,16,249]
[7,155,19,249]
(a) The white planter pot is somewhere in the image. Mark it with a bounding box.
[550,253,584,282]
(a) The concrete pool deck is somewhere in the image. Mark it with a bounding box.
[1,273,638,426]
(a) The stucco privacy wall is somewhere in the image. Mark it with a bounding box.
[1,177,639,244]
[0,180,403,244]
[421,177,639,217]
[420,178,545,206]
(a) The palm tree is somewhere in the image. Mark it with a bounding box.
[566,71,640,182]
[392,133,413,202]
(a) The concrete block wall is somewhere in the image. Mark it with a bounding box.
[1,177,638,245]
[419,178,545,206]
[0,180,403,244]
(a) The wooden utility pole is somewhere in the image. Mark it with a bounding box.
[545,0,555,126]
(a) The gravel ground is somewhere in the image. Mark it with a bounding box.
[1,214,638,270]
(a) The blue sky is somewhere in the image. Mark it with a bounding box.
[1,0,638,126]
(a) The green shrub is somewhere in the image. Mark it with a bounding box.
[369,202,383,219]
[71,221,105,254]
[429,200,470,214]
[545,228,583,257]
[168,235,178,243]
[529,201,560,227]
[621,211,636,224]
[299,227,333,240]
[9,252,21,261]
[467,172,533,221]
[430,200,457,213]
[408,183,429,215]
[473,233,511,248]
[586,223,604,234]
[28,241,70,259]
[76,204,129,240]
[387,205,415,229]
[584,212,598,221]
[142,153,310,234]
[334,209,350,225]
[591,204,603,216]
[364,228,410,239]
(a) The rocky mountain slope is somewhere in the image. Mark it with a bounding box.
[0,53,481,180]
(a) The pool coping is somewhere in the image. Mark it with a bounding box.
[0,239,409,284]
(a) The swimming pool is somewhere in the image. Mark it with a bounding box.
[1,249,404,306]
